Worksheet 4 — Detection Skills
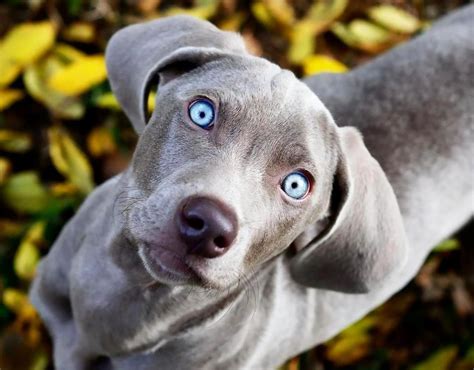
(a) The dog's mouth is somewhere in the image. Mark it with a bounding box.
[139,244,203,285]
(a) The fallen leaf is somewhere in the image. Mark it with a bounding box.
[368,5,420,34]
[349,19,393,49]
[53,43,87,63]
[302,54,348,76]
[218,12,246,31]
[0,129,32,153]
[48,55,107,96]
[332,19,397,53]
[136,0,161,14]
[95,91,156,112]
[287,357,300,370]
[2,289,36,317]
[94,92,121,110]
[87,126,117,157]
[14,222,45,281]
[326,333,372,366]
[62,22,96,43]
[433,238,460,252]
[288,21,317,65]
[24,52,85,119]
[263,0,294,27]
[0,218,23,239]
[162,1,219,20]
[0,171,50,214]
[251,2,276,28]
[0,157,12,184]
[0,21,56,88]
[48,126,94,194]
[0,89,24,111]
[287,0,348,64]
[410,345,458,370]
[49,182,79,197]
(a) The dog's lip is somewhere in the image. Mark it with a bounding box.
[142,244,201,282]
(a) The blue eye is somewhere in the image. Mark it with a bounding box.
[188,98,215,129]
[281,171,310,200]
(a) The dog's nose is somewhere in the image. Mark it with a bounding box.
[177,197,238,258]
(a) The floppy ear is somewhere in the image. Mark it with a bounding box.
[290,127,408,293]
[105,15,247,134]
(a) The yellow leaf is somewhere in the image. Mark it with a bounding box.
[0,21,56,87]
[50,182,79,197]
[0,63,21,88]
[331,22,359,48]
[14,222,45,281]
[87,126,117,157]
[0,129,32,152]
[411,346,459,370]
[2,288,37,317]
[218,13,246,31]
[0,89,24,111]
[48,127,94,194]
[251,2,276,28]
[62,22,96,43]
[288,21,317,65]
[302,54,348,76]
[95,91,156,112]
[349,19,393,45]
[0,218,23,238]
[0,157,11,184]
[48,55,107,96]
[162,2,218,20]
[24,53,85,119]
[326,334,371,366]
[306,0,348,34]
[94,92,121,110]
[53,43,87,63]
[0,171,49,214]
[263,0,295,27]
[368,5,420,34]
[288,0,348,64]
[332,20,397,54]
[338,315,377,338]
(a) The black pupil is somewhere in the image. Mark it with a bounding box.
[291,182,298,189]
[199,111,206,119]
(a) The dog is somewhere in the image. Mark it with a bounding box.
[30,5,473,369]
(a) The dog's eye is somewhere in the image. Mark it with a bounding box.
[188,98,215,129]
[281,171,310,200]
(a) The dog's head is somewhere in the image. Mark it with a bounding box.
[106,16,407,293]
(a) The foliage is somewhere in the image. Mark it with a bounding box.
[0,1,472,369]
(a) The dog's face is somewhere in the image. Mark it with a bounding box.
[121,55,338,288]
[107,15,408,293]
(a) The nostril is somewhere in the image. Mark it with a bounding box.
[213,236,227,249]
[187,216,205,231]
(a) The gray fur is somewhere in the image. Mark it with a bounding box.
[30,6,473,370]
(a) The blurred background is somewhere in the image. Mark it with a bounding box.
[0,0,472,369]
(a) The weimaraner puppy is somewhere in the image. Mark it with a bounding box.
[30,5,473,369]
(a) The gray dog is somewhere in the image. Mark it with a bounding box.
[30,5,473,370]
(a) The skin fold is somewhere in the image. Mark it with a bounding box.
[29,5,473,370]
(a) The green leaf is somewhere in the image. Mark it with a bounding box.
[0,129,31,152]
[433,238,460,252]
[0,172,49,214]
[411,346,458,370]
[368,5,420,34]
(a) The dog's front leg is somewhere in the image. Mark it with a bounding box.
[30,225,96,370]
